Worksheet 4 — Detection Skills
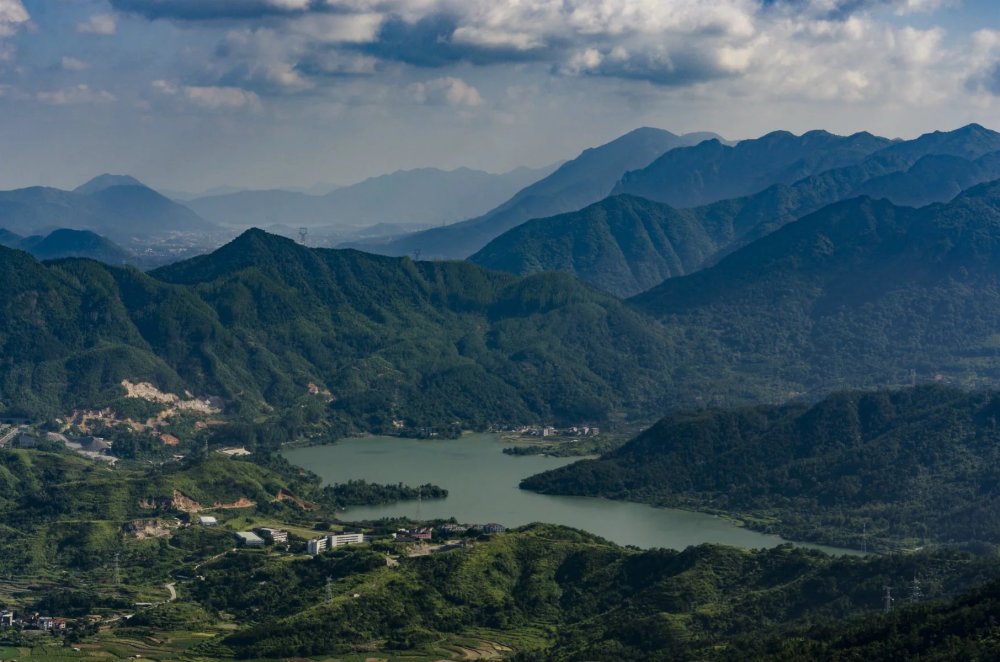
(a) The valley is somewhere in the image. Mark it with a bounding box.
[8,121,1000,660]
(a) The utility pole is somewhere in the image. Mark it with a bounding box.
[883,585,894,613]
[325,576,333,603]
[862,522,868,554]
[113,552,121,586]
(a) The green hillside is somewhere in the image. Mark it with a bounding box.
[215,524,997,660]
[473,125,1000,297]
[522,386,1000,550]
[631,181,1000,395]
[0,229,678,432]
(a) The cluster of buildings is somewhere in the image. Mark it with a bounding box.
[307,532,367,555]
[440,522,506,534]
[491,424,600,438]
[235,528,289,547]
[0,611,67,631]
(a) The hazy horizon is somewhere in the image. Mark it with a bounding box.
[0,0,997,192]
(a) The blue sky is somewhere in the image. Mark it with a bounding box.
[0,0,998,192]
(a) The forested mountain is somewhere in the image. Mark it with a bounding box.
[471,125,1000,297]
[187,165,557,229]
[741,576,1000,660]
[523,386,1000,550]
[0,175,215,241]
[630,181,1000,393]
[0,227,132,264]
[0,229,678,430]
[344,128,722,259]
[216,524,996,660]
[613,129,893,207]
[470,195,718,297]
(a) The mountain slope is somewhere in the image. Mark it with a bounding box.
[344,128,722,259]
[20,228,131,264]
[73,173,145,195]
[471,195,719,296]
[186,165,557,230]
[629,180,1000,397]
[0,177,215,241]
[473,125,1000,296]
[0,229,678,430]
[523,386,1000,549]
[613,129,893,207]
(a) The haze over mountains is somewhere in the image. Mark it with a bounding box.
[345,128,723,259]
[185,164,558,235]
[473,124,1000,296]
[0,174,216,243]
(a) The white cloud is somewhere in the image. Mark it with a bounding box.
[76,14,117,35]
[0,0,28,37]
[153,79,261,110]
[37,85,115,105]
[410,77,483,107]
[60,56,88,71]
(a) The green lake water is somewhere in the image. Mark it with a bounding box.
[283,433,857,554]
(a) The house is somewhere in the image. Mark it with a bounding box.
[542,426,557,437]
[307,537,329,555]
[479,523,507,533]
[0,611,13,627]
[199,515,218,526]
[438,523,469,534]
[394,527,433,541]
[217,447,252,457]
[236,531,265,547]
[258,528,288,543]
[328,532,364,547]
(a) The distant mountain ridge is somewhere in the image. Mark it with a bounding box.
[186,164,558,230]
[344,128,724,258]
[0,174,215,241]
[613,129,894,207]
[472,124,1000,296]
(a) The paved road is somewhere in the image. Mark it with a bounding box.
[165,582,176,602]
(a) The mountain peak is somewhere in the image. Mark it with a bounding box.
[74,173,146,195]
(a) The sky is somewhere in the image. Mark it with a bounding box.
[0,0,998,192]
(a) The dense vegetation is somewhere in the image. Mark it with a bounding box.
[211,524,999,660]
[0,229,680,434]
[473,125,1000,296]
[630,180,1000,397]
[325,479,447,506]
[523,386,1000,551]
[0,448,321,575]
[738,576,1000,660]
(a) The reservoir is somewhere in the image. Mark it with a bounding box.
[284,433,856,554]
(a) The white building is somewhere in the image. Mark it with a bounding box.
[259,528,288,543]
[199,515,218,526]
[307,537,329,555]
[236,531,265,547]
[328,532,365,547]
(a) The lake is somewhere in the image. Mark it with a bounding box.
[283,433,857,554]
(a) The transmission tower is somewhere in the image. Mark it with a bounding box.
[883,585,894,613]
[862,522,868,554]
[908,575,924,603]
[298,227,308,245]
[413,249,421,261]
[113,551,122,586]
[325,576,333,603]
